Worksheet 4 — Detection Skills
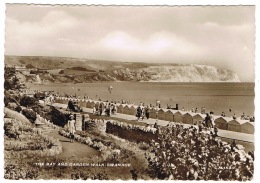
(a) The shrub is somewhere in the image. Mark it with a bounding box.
[48,106,67,127]
[20,95,38,107]
[4,164,39,179]
[138,142,150,151]
[58,70,64,74]
[7,102,22,112]
[4,122,13,136]
[22,109,37,123]
[4,93,20,107]
[106,121,157,143]
[4,67,22,90]
[25,64,34,69]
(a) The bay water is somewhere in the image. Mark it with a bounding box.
[28,82,255,117]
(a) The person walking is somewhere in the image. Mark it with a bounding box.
[136,106,142,121]
[92,105,96,115]
[209,111,214,128]
[155,107,159,120]
[145,105,150,119]
[99,103,103,116]
[154,120,158,129]
[68,115,76,143]
[203,113,211,129]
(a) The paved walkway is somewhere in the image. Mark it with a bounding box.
[52,103,254,144]
[47,131,100,158]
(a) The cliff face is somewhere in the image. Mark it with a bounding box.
[21,65,240,83]
[5,55,240,83]
[112,65,240,82]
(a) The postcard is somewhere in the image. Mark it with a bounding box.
[2,2,257,182]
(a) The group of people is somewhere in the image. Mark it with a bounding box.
[148,124,254,180]
[240,113,255,122]
[220,111,255,122]
[179,107,205,114]
[41,91,255,124]
[136,104,151,121]
[203,111,215,129]
[93,102,117,117]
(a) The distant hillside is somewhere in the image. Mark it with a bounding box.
[5,55,240,83]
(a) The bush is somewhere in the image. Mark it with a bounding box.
[25,64,35,69]
[22,109,37,123]
[7,102,22,112]
[4,67,22,90]
[106,122,157,143]
[58,70,64,74]
[4,93,19,107]
[20,95,38,107]
[48,106,67,127]
[4,122,13,136]
[4,164,39,179]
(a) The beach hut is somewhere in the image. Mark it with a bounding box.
[183,112,195,125]
[192,113,205,125]
[165,110,174,122]
[83,100,88,108]
[241,122,254,134]
[123,105,131,115]
[158,109,167,120]
[173,111,185,123]
[78,100,85,108]
[62,99,68,104]
[55,98,62,104]
[86,101,92,108]
[129,105,137,116]
[214,116,230,130]
[117,104,125,114]
[227,119,246,132]
[149,108,157,119]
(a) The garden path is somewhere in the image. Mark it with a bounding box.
[46,131,100,158]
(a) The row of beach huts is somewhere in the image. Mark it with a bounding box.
[55,97,254,134]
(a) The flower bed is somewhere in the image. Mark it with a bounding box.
[106,120,158,143]
[145,125,254,180]
[4,163,39,179]
[4,108,62,158]
[59,129,107,152]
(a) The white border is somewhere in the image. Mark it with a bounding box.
[0,1,259,183]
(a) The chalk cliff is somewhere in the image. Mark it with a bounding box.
[5,55,240,83]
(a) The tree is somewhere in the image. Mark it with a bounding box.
[22,109,37,123]
[4,67,21,90]
[20,95,38,107]
[25,64,35,69]
[48,106,67,127]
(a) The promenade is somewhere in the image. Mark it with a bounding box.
[52,102,254,145]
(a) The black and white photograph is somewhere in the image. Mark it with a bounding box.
[2,1,258,181]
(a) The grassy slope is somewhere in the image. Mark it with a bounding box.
[5,55,177,72]
[5,56,150,70]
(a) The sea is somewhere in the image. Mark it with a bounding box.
[27,82,255,117]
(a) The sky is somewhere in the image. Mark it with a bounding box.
[5,5,255,82]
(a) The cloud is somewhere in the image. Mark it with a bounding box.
[5,5,255,81]
[95,31,205,62]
